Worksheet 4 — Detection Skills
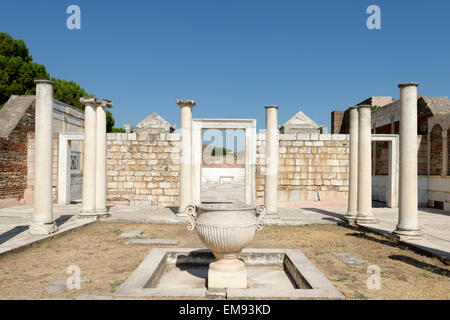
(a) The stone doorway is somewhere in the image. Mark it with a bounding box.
[200,129,246,204]
[192,119,256,206]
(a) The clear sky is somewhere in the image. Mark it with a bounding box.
[1,0,449,130]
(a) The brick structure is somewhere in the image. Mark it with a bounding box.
[430,124,443,175]
[332,96,450,176]
[0,98,36,206]
[331,110,346,134]
[0,95,84,208]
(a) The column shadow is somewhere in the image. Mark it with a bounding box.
[0,225,29,245]
[388,255,450,278]
[55,215,73,227]
[303,208,347,225]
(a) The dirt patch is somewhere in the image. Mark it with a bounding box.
[0,222,448,300]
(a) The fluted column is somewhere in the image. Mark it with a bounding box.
[30,80,58,235]
[356,105,376,224]
[394,82,423,238]
[345,107,359,223]
[80,98,97,216]
[95,99,113,216]
[442,131,448,176]
[177,99,195,215]
[264,105,279,218]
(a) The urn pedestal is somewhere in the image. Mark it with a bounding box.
[186,204,266,289]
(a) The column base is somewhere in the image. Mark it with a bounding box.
[356,216,377,224]
[344,215,357,225]
[78,209,109,219]
[29,222,58,235]
[392,227,425,240]
[344,210,357,224]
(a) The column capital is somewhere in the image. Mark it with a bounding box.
[34,79,54,86]
[176,99,196,108]
[265,105,279,109]
[349,106,359,111]
[80,97,113,108]
[398,82,419,88]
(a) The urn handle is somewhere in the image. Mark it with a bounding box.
[255,204,267,231]
[185,204,197,231]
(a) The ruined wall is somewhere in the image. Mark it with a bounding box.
[331,111,346,134]
[106,132,180,206]
[0,104,35,206]
[430,125,443,175]
[256,133,349,206]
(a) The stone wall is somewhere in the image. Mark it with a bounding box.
[104,131,350,207]
[106,132,181,206]
[256,133,350,206]
[0,104,36,207]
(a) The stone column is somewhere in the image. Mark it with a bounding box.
[79,98,97,217]
[345,107,359,223]
[30,80,58,235]
[264,105,280,218]
[177,99,195,215]
[427,133,431,175]
[95,99,113,216]
[372,127,377,175]
[394,82,423,238]
[442,131,448,176]
[356,105,376,224]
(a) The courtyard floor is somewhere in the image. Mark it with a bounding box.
[0,222,448,300]
[0,203,449,261]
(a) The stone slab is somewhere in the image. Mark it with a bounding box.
[124,238,179,245]
[333,253,367,266]
[43,283,66,295]
[119,230,143,238]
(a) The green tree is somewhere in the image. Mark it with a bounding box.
[51,78,116,132]
[106,110,115,132]
[0,33,120,132]
[51,78,90,110]
[0,32,49,107]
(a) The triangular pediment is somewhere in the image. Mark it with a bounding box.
[282,110,319,129]
[136,113,171,129]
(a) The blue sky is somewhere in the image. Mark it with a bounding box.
[1,0,449,130]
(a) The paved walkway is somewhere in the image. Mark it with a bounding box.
[0,204,95,255]
[0,203,449,261]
